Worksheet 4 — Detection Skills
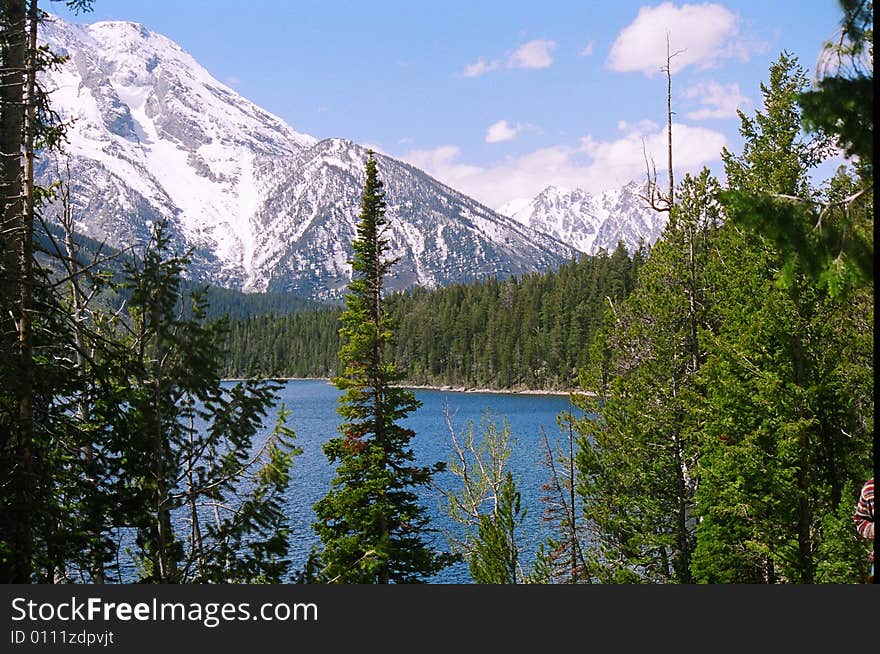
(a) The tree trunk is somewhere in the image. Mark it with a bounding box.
[16,0,38,582]
[62,213,106,584]
[789,283,813,583]
[665,34,674,208]
[0,0,29,583]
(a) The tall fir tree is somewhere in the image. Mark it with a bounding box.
[722,2,874,297]
[0,0,98,583]
[312,152,452,583]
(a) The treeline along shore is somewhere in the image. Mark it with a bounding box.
[221,376,583,397]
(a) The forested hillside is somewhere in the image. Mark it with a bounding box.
[222,242,643,389]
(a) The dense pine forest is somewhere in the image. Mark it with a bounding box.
[0,0,873,586]
[221,243,643,389]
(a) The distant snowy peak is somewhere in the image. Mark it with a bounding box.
[499,181,666,255]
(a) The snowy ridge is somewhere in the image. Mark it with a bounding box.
[248,138,574,299]
[38,14,317,287]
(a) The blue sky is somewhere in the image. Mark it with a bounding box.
[51,1,846,208]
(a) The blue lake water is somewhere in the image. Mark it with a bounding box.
[273,379,584,583]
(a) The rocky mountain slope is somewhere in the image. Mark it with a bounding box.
[39,15,672,301]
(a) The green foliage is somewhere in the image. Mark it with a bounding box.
[312,153,452,583]
[691,222,873,583]
[535,412,589,583]
[574,170,722,584]
[719,175,873,296]
[443,411,539,583]
[801,0,873,168]
[690,53,873,583]
[723,52,827,197]
[0,253,105,581]
[0,0,105,582]
[2,0,303,585]
[470,471,524,584]
[198,407,301,583]
[814,483,873,583]
[119,220,300,583]
[721,31,874,296]
[190,284,321,322]
[801,76,873,166]
[572,50,872,586]
[522,542,555,584]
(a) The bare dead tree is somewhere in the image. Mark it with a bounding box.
[537,412,588,583]
[640,32,686,213]
[434,405,527,577]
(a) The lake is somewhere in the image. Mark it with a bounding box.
[273,379,584,583]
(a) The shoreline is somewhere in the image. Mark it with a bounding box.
[221,376,593,397]
[398,383,583,397]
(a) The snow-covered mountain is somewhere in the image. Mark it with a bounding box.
[497,182,667,255]
[37,15,574,300]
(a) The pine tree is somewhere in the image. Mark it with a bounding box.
[722,6,874,297]
[312,152,452,583]
[470,471,523,584]
[0,0,97,583]
[0,0,39,583]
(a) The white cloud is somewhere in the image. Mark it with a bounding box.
[462,39,556,78]
[400,121,726,209]
[462,57,501,78]
[579,122,727,172]
[580,41,595,56]
[485,120,521,143]
[616,119,659,136]
[507,39,556,69]
[681,81,750,119]
[607,2,760,76]
[225,76,241,86]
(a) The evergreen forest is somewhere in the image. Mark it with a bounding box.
[220,242,643,390]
